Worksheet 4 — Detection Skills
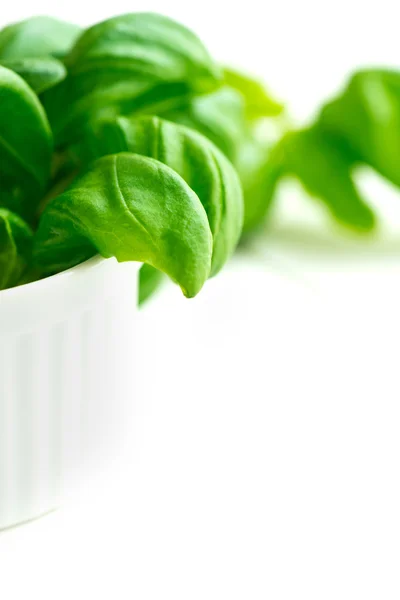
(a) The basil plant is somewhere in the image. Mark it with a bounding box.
[0,13,248,301]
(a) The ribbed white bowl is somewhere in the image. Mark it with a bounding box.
[0,256,140,530]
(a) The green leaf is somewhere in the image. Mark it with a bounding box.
[0,208,33,289]
[33,153,213,297]
[240,142,286,232]
[139,264,164,305]
[319,69,400,188]
[280,127,375,231]
[0,16,81,59]
[42,13,222,146]
[73,116,243,275]
[0,66,52,220]
[163,87,248,162]
[224,67,284,119]
[0,57,66,94]
[65,12,220,86]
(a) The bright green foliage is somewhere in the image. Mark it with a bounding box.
[0,13,244,299]
[277,127,375,231]
[2,11,396,301]
[41,13,222,146]
[240,69,400,234]
[223,67,284,119]
[319,70,400,187]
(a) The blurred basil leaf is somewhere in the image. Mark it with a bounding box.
[239,141,286,232]
[139,264,164,305]
[319,69,400,188]
[280,127,375,231]
[223,67,284,119]
[240,126,376,234]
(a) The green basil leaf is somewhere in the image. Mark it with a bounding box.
[240,142,286,232]
[42,13,222,146]
[223,68,284,119]
[33,153,213,297]
[65,12,220,85]
[0,66,52,220]
[319,69,400,188]
[281,127,375,231]
[0,57,66,94]
[0,208,33,289]
[0,16,81,59]
[74,116,244,275]
[139,264,164,305]
[163,87,248,162]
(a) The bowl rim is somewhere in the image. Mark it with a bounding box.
[0,255,108,301]
[0,256,141,334]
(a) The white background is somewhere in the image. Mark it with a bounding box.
[2,2,400,598]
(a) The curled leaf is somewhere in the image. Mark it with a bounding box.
[74,116,243,275]
[33,153,213,297]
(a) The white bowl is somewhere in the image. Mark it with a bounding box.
[0,256,140,530]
